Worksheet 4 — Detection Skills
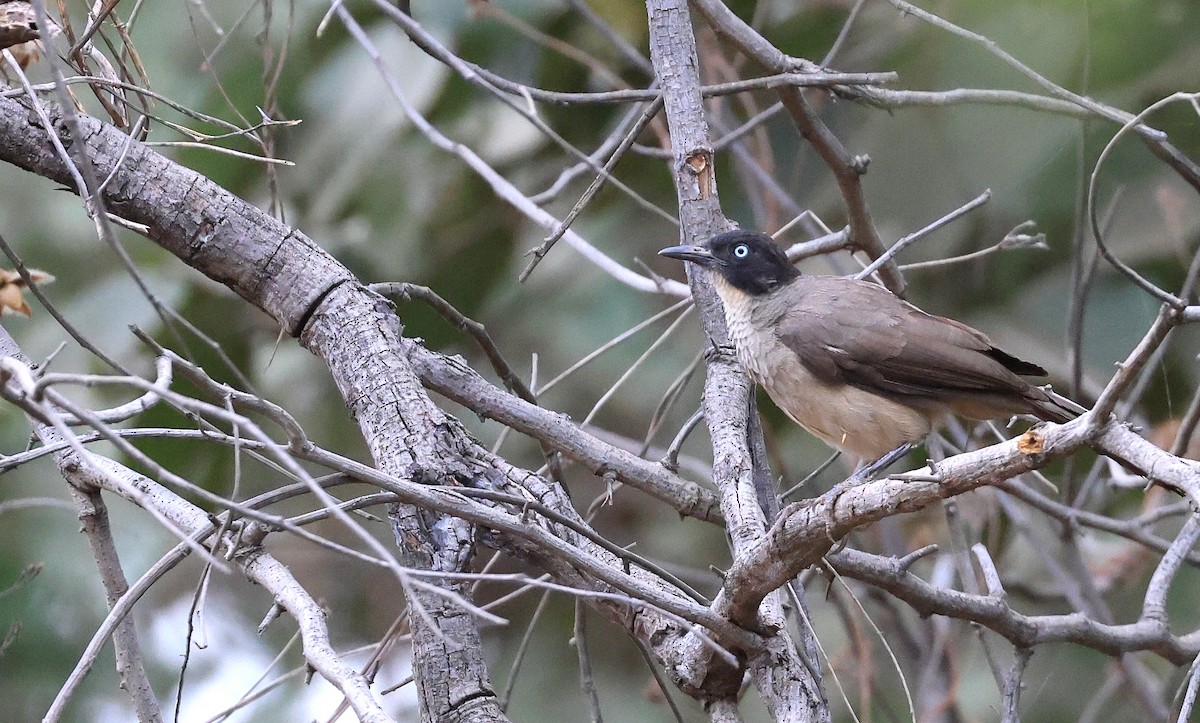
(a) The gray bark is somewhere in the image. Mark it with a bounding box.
[646,1,830,719]
[0,90,745,715]
[0,93,506,722]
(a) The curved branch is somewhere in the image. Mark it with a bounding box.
[827,547,1199,664]
[716,417,1200,628]
[648,0,830,716]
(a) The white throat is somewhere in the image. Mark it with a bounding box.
[711,274,768,383]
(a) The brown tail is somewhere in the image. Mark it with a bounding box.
[1029,387,1087,423]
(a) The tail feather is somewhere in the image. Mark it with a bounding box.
[987,346,1049,377]
[1030,386,1087,423]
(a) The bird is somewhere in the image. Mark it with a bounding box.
[659,229,1082,472]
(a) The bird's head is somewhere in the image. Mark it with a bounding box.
[659,230,800,295]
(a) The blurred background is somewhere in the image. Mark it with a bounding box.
[1,0,1199,720]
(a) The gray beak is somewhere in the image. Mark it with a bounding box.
[658,244,718,266]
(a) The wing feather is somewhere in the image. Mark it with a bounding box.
[773,276,1064,418]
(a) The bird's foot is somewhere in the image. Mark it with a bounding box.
[847,443,914,484]
[705,342,738,363]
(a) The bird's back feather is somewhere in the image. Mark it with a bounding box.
[770,275,1074,423]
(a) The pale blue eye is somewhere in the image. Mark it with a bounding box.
[733,244,749,258]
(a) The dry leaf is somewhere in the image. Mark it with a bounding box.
[6,38,40,69]
[0,268,54,317]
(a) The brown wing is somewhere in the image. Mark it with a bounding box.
[773,275,1073,421]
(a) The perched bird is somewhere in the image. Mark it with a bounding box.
[660,230,1081,469]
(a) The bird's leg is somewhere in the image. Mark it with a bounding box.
[705,341,738,361]
[847,443,914,484]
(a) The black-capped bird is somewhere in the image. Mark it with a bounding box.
[660,230,1082,468]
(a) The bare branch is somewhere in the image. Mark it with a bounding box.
[648,1,829,717]
[718,417,1200,628]
[688,0,905,296]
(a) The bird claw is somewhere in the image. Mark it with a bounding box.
[705,343,738,362]
[848,443,914,484]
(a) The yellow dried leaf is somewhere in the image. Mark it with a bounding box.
[0,267,53,317]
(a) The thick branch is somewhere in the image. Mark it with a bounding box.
[647,1,829,717]
[828,547,1199,665]
[0,95,350,336]
[299,282,506,722]
[717,417,1200,627]
[0,91,505,721]
[404,342,722,522]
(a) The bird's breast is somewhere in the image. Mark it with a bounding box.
[712,274,934,462]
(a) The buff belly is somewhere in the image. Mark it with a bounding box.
[714,275,933,463]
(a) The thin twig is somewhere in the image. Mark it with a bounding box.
[573,601,604,723]
[1001,648,1032,723]
[335,6,687,296]
[520,96,665,281]
[855,190,991,281]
